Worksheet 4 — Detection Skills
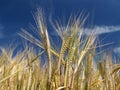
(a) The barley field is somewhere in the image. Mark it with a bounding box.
[0,9,120,90]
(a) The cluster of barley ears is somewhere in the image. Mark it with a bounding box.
[0,9,120,90]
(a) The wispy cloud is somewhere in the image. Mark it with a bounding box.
[83,26,120,35]
[50,25,120,36]
[113,47,120,54]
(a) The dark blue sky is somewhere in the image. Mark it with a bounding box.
[0,0,120,54]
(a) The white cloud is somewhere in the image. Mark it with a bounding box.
[83,25,120,35]
[113,47,120,54]
[51,25,120,36]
